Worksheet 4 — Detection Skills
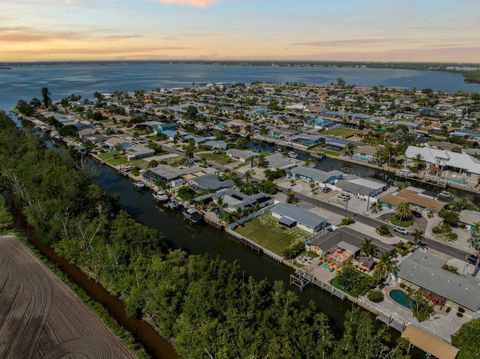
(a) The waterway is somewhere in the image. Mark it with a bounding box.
[1,62,480,110]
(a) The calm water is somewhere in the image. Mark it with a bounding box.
[1,62,480,110]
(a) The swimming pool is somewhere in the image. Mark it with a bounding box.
[390,289,413,309]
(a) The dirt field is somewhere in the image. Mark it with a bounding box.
[0,235,135,359]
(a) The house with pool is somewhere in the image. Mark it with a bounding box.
[397,251,480,315]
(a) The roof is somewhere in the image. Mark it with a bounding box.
[289,166,343,183]
[405,145,480,174]
[226,149,258,160]
[355,145,378,156]
[398,251,480,311]
[335,177,386,196]
[402,325,459,359]
[337,241,360,255]
[382,189,446,213]
[124,145,155,158]
[145,165,203,181]
[309,227,393,256]
[203,140,227,149]
[271,203,329,231]
[324,137,360,148]
[189,174,234,191]
[194,188,272,210]
[265,153,299,170]
[459,210,480,225]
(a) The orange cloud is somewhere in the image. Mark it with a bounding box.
[154,0,218,7]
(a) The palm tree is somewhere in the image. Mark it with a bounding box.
[375,251,397,280]
[360,238,378,258]
[342,143,356,156]
[244,170,253,184]
[412,229,425,246]
[395,201,412,221]
[286,189,297,204]
[210,196,226,213]
[369,201,382,214]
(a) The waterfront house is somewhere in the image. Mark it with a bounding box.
[324,137,360,151]
[203,140,228,150]
[334,177,387,199]
[452,128,480,143]
[289,134,325,146]
[352,145,378,163]
[194,188,273,212]
[189,174,234,192]
[381,188,447,213]
[124,145,155,160]
[288,166,343,187]
[143,165,205,185]
[226,149,259,163]
[398,251,480,315]
[308,227,393,258]
[271,203,331,234]
[405,145,480,178]
[265,153,299,170]
[459,209,480,231]
[313,117,333,129]
[142,121,177,135]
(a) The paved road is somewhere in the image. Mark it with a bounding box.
[159,143,472,261]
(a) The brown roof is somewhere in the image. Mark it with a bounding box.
[381,189,447,213]
[401,325,459,359]
[355,145,378,156]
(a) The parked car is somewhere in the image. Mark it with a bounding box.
[338,193,351,200]
[466,254,478,265]
[412,211,422,218]
[322,187,332,193]
[393,226,409,235]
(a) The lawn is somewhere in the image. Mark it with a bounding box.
[199,152,235,165]
[323,128,359,138]
[391,216,413,228]
[309,145,341,157]
[235,213,310,255]
[99,151,128,166]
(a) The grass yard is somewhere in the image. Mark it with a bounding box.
[330,277,357,297]
[130,159,149,169]
[309,145,341,157]
[199,152,235,165]
[323,128,359,138]
[235,213,310,255]
[99,151,128,166]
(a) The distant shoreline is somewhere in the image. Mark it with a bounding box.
[0,60,478,84]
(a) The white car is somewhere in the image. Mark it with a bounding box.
[338,193,351,200]
[393,226,409,235]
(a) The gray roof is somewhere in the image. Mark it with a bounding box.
[194,188,272,211]
[290,166,343,183]
[203,140,227,150]
[335,177,385,196]
[189,174,234,191]
[145,165,203,181]
[265,153,299,170]
[271,203,329,232]
[125,145,155,158]
[398,251,480,311]
[226,149,259,160]
[309,227,393,256]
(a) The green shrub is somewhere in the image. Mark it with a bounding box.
[333,264,375,297]
[283,241,305,259]
[452,319,480,359]
[340,217,355,226]
[367,290,384,303]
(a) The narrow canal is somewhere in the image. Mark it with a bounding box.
[86,158,425,358]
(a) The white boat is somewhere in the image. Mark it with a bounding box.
[133,181,145,189]
[153,191,169,202]
[287,151,298,159]
[183,208,203,223]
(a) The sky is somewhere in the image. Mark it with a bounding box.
[1,0,479,62]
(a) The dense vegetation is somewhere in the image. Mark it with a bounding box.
[452,319,480,359]
[0,112,410,358]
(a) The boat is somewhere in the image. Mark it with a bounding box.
[153,191,169,202]
[166,199,180,210]
[287,151,298,159]
[183,208,203,223]
[133,181,145,189]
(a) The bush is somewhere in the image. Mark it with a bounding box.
[440,209,459,227]
[391,216,413,227]
[376,224,391,236]
[333,264,375,297]
[367,290,384,303]
[340,217,355,226]
[283,241,305,259]
[452,319,480,359]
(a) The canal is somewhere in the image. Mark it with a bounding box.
[85,158,425,358]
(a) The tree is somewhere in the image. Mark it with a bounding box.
[440,209,459,227]
[244,170,253,184]
[41,87,52,108]
[360,238,378,258]
[412,229,425,246]
[374,251,397,281]
[15,100,34,116]
[469,222,480,275]
[369,201,382,214]
[452,319,480,359]
[184,105,198,121]
[336,77,346,88]
[235,137,248,149]
[256,153,266,168]
[395,201,412,221]
[342,143,356,156]
[286,189,297,203]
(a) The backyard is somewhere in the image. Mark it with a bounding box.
[322,128,359,138]
[235,213,310,255]
[199,151,235,165]
[98,150,128,166]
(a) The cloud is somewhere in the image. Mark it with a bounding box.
[153,0,218,7]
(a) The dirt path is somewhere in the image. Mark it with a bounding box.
[0,235,135,359]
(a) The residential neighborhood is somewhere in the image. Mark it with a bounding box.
[14,81,480,357]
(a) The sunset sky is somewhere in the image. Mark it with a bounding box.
[1,0,479,62]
